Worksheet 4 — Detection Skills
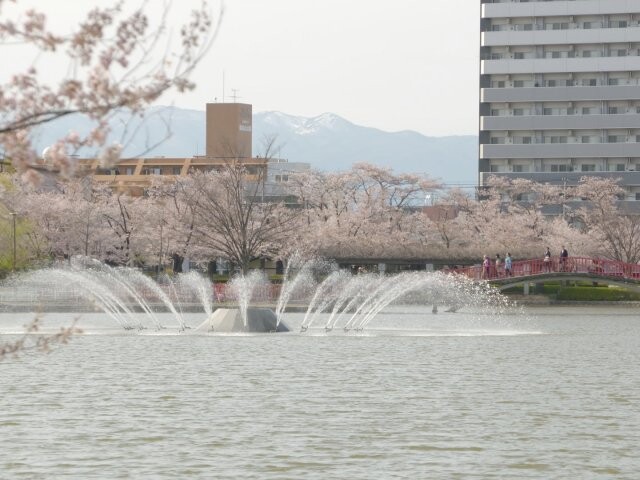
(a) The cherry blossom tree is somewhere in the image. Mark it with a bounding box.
[0,0,221,182]
[2,176,118,264]
[435,177,597,262]
[100,190,155,266]
[288,163,441,259]
[185,163,300,274]
[573,176,640,263]
[147,175,205,273]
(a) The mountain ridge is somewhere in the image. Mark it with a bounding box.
[31,106,478,186]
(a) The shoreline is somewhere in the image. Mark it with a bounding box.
[506,294,640,307]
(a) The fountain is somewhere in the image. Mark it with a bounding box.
[0,255,516,335]
[298,270,513,333]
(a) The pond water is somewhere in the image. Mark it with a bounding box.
[0,306,638,479]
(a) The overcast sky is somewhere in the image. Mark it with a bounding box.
[179,0,480,136]
[8,0,480,137]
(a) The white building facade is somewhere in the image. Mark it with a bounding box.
[479,0,640,197]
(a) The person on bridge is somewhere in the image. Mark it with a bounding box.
[560,246,569,272]
[505,253,513,277]
[543,247,552,272]
[495,254,502,277]
[482,255,491,279]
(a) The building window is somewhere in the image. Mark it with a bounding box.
[608,106,619,114]
[581,164,596,172]
[608,78,620,86]
[512,164,528,172]
[513,80,524,87]
[611,20,628,28]
[172,167,182,175]
[513,108,524,116]
[125,167,135,175]
[636,192,640,201]
[513,52,524,60]
[615,164,626,172]
[551,165,572,172]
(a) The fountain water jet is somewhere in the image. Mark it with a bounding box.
[300,270,351,331]
[177,272,214,317]
[227,271,269,329]
[274,253,319,327]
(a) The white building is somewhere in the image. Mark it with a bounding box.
[479,0,640,197]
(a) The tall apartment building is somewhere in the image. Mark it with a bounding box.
[479,0,640,197]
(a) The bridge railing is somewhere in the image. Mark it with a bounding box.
[444,257,640,281]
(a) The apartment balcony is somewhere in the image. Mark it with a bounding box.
[482,27,640,47]
[482,0,640,19]
[481,113,640,131]
[480,142,640,159]
[479,171,640,187]
[481,85,640,103]
[482,56,640,75]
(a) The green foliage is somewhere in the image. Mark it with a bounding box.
[0,211,46,276]
[502,283,640,301]
[555,286,640,301]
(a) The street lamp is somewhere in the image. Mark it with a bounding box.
[9,212,16,271]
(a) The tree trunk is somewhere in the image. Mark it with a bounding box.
[172,253,184,273]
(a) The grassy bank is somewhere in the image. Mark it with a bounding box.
[501,282,640,302]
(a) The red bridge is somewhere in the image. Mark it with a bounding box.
[445,256,640,293]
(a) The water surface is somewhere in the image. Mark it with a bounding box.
[0,306,638,479]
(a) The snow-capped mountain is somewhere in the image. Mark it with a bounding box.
[31,106,477,186]
[253,111,477,186]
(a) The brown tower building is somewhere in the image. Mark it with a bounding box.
[206,102,252,158]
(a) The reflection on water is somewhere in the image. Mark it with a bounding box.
[1,306,639,479]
